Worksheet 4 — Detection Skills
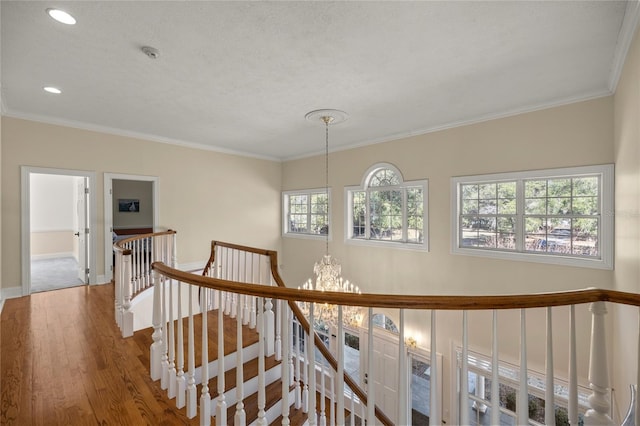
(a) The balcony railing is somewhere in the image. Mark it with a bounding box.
[116,236,640,425]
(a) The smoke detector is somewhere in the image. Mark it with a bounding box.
[141,46,160,59]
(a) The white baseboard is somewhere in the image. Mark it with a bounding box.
[96,275,108,284]
[1,285,25,311]
[31,252,76,260]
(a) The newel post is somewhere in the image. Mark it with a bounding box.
[150,267,164,381]
[121,254,134,338]
[584,301,614,425]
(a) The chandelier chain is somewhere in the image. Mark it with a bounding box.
[324,118,330,256]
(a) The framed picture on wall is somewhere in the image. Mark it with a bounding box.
[118,199,140,212]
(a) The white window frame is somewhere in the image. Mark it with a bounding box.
[282,188,332,240]
[454,347,590,425]
[345,163,429,251]
[451,164,613,269]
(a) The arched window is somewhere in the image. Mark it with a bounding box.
[346,163,428,250]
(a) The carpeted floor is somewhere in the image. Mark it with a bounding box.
[31,256,86,293]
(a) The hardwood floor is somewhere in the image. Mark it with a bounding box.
[1,284,200,425]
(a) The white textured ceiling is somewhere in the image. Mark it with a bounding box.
[1,1,638,160]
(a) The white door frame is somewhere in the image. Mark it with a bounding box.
[104,173,159,283]
[21,166,97,296]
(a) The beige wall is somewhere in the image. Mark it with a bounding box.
[1,117,282,290]
[282,97,614,422]
[30,231,75,257]
[613,24,640,417]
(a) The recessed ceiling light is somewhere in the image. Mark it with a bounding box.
[43,86,62,94]
[46,8,76,25]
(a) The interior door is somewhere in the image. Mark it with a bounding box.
[76,178,89,283]
[363,328,400,424]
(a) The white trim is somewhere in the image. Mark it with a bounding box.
[104,173,159,283]
[450,164,614,270]
[608,1,640,92]
[21,166,97,296]
[30,252,75,261]
[282,187,333,241]
[3,110,280,162]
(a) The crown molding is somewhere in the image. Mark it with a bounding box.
[608,0,640,92]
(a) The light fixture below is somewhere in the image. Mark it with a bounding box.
[299,109,361,331]
[46,8,76,25]
[43,86,62,94]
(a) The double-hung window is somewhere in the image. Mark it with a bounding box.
[283,188,330,239]
[451,164,613,269]
[346,163,428,250]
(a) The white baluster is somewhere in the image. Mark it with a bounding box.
[114,250,121,328]
[281,302,290,426]
[200,287,211,426]
[150,268,163,381]
[330,370,335,426]
[584,301,614,425]
[256,297,267,426]
[349,387,355,426]
[168,278,176,399]
[235,294,246,426]
[518,309,528,426]
[545,307,556,425]
[216,290,227,425]
[264,297,275,357]
[366,307,375,425]
[319,358,326,426]
[398,309,408,425]
[303,325,309,414]
[294,320,302,410]
[491,310,500,426]
[461,310,469,426]
[161,281,169,391]
[176,280,186,409]
[275,299,282,361]
[186,284,197,419]
[336,307,345,425]
[288,310,295,387]
[309,303,317,426]
[568,305,578,425]
[430,309,440,426]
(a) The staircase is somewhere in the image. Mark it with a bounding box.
[134,307,307,425]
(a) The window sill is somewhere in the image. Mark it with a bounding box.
[451,246,612,270]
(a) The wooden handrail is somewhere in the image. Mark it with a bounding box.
[153,262,640,310]
[113,229,177,256]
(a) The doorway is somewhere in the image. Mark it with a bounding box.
[103,173,159,283]
[21,167,97,295]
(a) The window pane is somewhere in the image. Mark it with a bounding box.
[407,188,424,244]
[290,214,308,232]
[572,196,598,215]
[369,168,400,187]
[369,190,402,241]
[574,176,598,196]
[352,191,366,239]
[525,179,547,198]
[548,178,571,197]
[548,197,571,215]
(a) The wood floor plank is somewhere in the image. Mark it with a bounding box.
[1,284,200,425]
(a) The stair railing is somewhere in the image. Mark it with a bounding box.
[150,240,640,426]
[112,229,176,337]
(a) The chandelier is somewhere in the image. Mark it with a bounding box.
[298,109,362,332]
